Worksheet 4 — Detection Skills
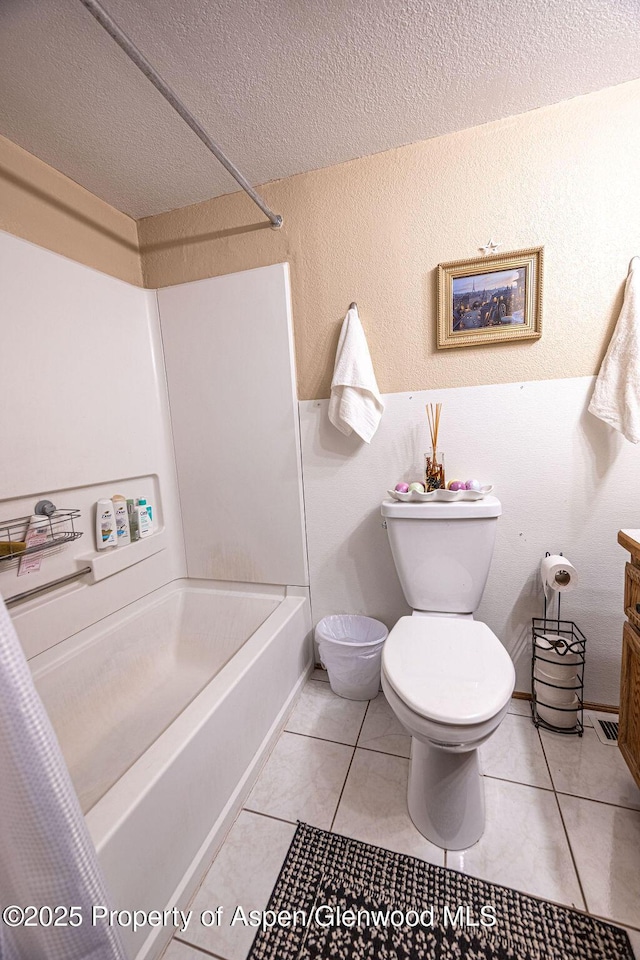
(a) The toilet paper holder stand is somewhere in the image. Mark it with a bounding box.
[531,552,586,737]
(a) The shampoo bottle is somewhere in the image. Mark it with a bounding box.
[96,499,117,549]
[112,494,131,546]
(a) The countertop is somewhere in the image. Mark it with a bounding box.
[619,529,640,554]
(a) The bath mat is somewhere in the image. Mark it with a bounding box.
[247,822,634,960]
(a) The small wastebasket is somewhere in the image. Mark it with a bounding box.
[315,615,388,701]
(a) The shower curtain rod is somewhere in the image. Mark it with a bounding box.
[78,0,283,229]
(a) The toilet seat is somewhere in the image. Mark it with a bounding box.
[382,616,515,725]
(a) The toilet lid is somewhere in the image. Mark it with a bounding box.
[382,617,515,725]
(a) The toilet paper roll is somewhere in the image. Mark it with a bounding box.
[534,633,579,666]
[540,555,578,598]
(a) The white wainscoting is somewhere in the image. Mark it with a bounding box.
[300,376,638,705]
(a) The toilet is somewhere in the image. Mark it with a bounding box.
[381,496,515,850]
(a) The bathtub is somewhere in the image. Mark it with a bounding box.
[30,578,312,960]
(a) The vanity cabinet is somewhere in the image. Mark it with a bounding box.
[618,530,640,789]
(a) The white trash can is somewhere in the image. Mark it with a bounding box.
[315,615,388,701]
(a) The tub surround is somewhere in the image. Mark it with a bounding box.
[0,230,185,661]
[157,264,308,587]
[1,231,312,960]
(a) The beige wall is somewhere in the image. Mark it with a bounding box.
[0,134,142,286]
[3,79,638,397]
[139,79,640,401]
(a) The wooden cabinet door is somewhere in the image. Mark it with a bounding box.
[620,621,640,789]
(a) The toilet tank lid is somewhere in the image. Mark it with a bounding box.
[381,496,501,519]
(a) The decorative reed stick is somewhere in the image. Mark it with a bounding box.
[426,403,442,463]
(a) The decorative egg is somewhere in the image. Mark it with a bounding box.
[465,479,481,491]
[408,482,425,493]
[395,482,410,493]
[448,480,465,491]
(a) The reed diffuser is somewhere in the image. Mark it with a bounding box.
[425,403,445,490]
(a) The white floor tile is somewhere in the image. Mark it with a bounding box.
[449,778,584,910]
[180,810,296,960]
[285,679,367,745]
[357,692,411,758]
[541,728,640,809]
[245,731,353,828]
[162,939,209,960]
[311,667,329,682]
[559,794,640,929]
[480,713,552,789]
[508,697,532,717]
[332,748,444,865]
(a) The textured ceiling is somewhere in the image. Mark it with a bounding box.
[1,0,639,219]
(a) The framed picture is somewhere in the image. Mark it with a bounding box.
[437,247,543,349]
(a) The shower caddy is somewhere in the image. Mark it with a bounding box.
[0,501,88,608]
[0,500,82,564]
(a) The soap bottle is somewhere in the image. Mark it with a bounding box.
[18,514,50,576]
[134,499,152,539]
[138,497,153,532]
[112,494,131,546]
[96,499,117,549]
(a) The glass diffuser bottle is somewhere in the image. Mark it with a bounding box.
[425,403,445,489]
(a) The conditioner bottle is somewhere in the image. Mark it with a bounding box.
[112,494,131,546]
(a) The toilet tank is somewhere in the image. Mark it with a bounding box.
[381,497,502,614]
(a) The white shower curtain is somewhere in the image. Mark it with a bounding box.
[0,596,126,960]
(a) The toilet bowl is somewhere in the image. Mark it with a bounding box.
[380,496,515,849]
[382,615,515,849]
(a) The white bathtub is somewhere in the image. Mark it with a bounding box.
[30,578,312,960]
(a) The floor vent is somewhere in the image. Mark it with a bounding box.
[588,712,620,745]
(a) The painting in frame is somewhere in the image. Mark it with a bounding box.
[437,247,543,349]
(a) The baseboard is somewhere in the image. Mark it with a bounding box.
[512,691,619,714]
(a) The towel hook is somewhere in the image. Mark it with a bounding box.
[349,302,358,310]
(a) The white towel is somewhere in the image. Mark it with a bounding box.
[328,305,384,443]
[588,257,640,443]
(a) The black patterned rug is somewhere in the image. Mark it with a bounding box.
[247,822,634,960]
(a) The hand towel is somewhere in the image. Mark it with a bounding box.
[328,305,384,443]
[588,257,640,443]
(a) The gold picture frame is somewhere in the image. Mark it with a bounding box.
[437,247,543,349]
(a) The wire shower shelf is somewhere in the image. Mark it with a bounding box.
[0,507,82,564]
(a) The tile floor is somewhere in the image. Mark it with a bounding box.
[162,671,640,959]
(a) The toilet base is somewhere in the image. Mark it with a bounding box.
[407,738,485,850]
